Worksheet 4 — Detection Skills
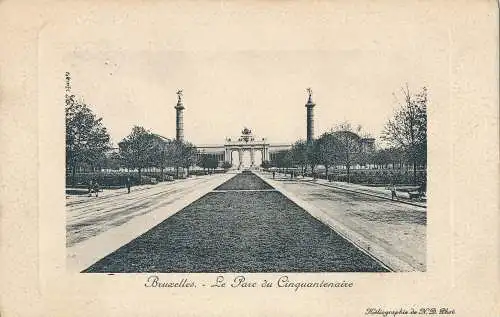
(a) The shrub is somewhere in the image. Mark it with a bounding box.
[66,171,161,188]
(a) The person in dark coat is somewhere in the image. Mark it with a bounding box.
[419,179,426,196]
[93,181,100,197]
[88,180,93,197]
[390,183,397,201]
[126,177,131,194]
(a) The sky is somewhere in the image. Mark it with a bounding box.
[56,2,448,147]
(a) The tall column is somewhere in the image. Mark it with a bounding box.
[305,88,315,145]
[175,90,185,142]
[250,148,255,167]
[238,149,243,169]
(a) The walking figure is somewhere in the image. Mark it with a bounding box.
[390,183,397,200]
[419,179,426,197]
[272,171,276,179]
[88,180,93,197]
[93,180,100,197]
[126,177,131,194]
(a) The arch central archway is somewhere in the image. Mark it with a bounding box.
[224,128,270,169]
[196,128,291,170]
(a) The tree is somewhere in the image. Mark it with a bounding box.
[372,146,405,169]
[372,148,391,169]
[273,150,292,172]
[65,72,111,185]
[207,156,219,172]
[180,142,198,176]
[291,140,308,175]
[199,153,218,173]
[222,161,233,170]
[198,153,210,173]
[332,122,362,183]
[167,140,186,178]
[118,126,157,181]
[102,150,122,170]
[306,141,320,176]
[261,160,271,169]
[316,132,342,180]
[150,135,173,181]
[284,150,294,174]
[382,85,427,185]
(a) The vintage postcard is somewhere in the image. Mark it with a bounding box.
[0,0,498,316]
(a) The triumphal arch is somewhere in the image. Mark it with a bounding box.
[196,128,291,169]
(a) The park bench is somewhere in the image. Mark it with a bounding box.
[408,191,422,199]
[399,186,425,200]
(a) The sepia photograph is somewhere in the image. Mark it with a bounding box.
[64,50,427,273]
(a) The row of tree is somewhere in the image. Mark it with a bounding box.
[66,70,427,185]
[118,126,198,180]
[65,72,210,186]
[266,123,369,182]
[267,85,427,185]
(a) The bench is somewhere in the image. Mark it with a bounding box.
[391,186,425,200]
[408,191,423,199]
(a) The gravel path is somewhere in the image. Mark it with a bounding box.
[84,173,387,273]
[66,176,227,247]
[261,174,427,271]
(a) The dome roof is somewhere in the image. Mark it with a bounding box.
[241,127,252,135]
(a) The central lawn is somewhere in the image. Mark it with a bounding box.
[214,172,273,190]
[84,189,388,273]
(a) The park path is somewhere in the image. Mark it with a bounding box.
[259,172,426,271]
[83,172,388,273]
[66,175,236,247]
[66,173,235,271]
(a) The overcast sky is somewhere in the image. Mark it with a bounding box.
[56,2,448,146]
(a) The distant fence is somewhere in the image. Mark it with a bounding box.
[66,168,228,188]
[271,168,426,187]
[325,169,426,187]
[66,171,165,188]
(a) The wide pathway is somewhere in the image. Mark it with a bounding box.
[260,172,426,271]
[67,175,234,247]
[84,172,388,273]
[67,173,234,271]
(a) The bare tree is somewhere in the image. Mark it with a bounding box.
[382,85,427,185]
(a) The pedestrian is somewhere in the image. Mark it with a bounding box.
[93,180,100,197]
[88,180,93,197]
[419,179,426,196]
[390,183,397,200]
[126,176,131,194]
[272,171,276,179]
